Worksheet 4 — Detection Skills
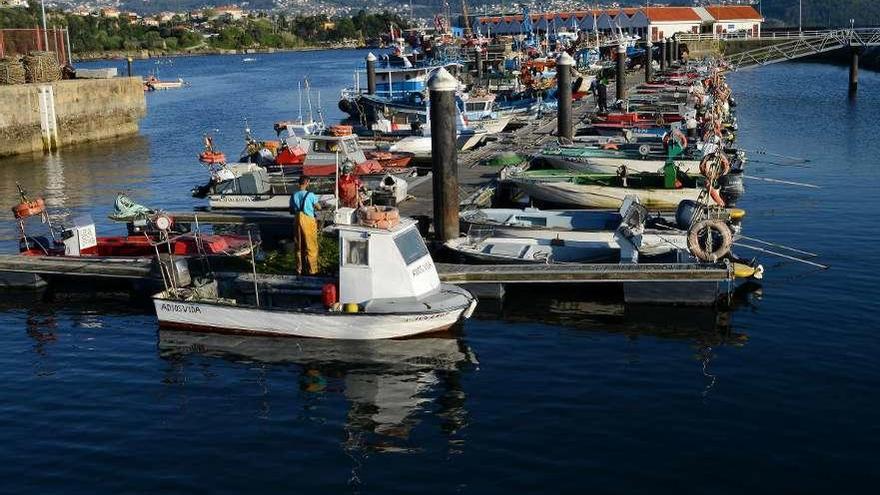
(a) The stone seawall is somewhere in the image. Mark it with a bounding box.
[0,77,146,158]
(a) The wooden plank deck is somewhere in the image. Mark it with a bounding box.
[0,254,154,279]
[398,72,638,218]
[436,262,731,284]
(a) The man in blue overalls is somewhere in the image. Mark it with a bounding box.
[290,176,321,275]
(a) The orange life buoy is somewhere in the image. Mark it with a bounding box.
[199,151,226,164]
[12,198,45,219]
[699,153,731,179]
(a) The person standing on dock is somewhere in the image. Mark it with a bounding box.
[290,176,321,275]
[337,161,363,209]
[597,78,609,114]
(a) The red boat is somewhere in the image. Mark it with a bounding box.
[13,188,254,258]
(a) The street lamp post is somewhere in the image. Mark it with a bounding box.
[799,0,803,34]
[39,0,50,52]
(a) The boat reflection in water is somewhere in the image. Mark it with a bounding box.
[478,283,762,396]
[157,330,477,453]
[480,283,761,346]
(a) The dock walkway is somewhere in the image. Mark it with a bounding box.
[398,75,635,218]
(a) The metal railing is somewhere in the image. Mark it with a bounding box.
[724,28,880,70]
[0,28,71,66]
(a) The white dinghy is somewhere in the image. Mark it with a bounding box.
[152,209,477,339]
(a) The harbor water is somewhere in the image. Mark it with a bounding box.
[0,50,878,493]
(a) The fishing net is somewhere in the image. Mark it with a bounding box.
[23,51,61,83]
[0,57,26,85]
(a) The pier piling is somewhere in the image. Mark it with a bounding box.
[428,68,460,242]
[672,38,679,64]
[645,39,653,83]
[366,52,377,95]
[849,47,859,94]
[667,38,674,67]
[556,52,574,142]
[616,44,626,102]
[660,39,667,71]
[126,57,133,77]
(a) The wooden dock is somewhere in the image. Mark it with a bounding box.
[0,254,154,279]
[436,262,731,284]
[397,73,635,218]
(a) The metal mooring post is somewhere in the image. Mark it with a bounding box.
[428,68,460,242]
[556,52,574,142]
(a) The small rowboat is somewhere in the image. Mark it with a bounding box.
[505,170,705,210]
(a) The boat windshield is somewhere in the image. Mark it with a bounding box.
[394,228,429,266]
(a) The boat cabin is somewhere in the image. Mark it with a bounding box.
[302,133,373,176]
[334,211,439,305]
[461,94,497,121]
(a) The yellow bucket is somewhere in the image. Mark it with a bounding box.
[343,303,359,313]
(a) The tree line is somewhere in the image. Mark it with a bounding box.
[0,6,411,54]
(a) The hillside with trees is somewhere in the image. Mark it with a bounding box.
[0,5,410,57]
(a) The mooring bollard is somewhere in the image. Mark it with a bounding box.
[645,39,653,83]
[659,39,667,72]
[556,52,574,142]
[366,52,377,95]
[428,68,460,242]
[616,44,626,102]
[127,57,133,77]
[849,48,859,94]
[475,46,484,86]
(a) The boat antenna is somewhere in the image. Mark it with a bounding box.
[297,80,303,124]
[248,229,260,307]
[334,150,339,214]
[316,91,325,127]
[305,78,314,124]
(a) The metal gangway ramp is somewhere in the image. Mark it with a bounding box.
[724,28,880,70]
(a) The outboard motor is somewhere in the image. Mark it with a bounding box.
[717,169,745,207]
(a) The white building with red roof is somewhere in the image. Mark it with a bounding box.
[700,5,764,37]
[475,4,764,40]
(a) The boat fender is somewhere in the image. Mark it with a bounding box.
[728,208,746,221]
[322,283,338,309]
[699,153,730,179]
[687,219,733,262]
[732,262,762,279]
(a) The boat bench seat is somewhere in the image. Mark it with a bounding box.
[363,286,469,313]
[482,244,530,258]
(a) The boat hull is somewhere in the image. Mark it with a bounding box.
[511,180,700,209]
[208,194,292,210]
[541,153,700,175]
[153,285,477,340]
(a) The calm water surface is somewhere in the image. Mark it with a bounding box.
[0,51,878,493]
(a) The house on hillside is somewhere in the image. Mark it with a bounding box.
[701,5,764,37]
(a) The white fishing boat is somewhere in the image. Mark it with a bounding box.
[153,212,477,339]
[202,164,407,210]
[537,146,703,175]
[511,179,701,209]
[389,128,487,159]
[504,170,704,210]
[452,198,688,262]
